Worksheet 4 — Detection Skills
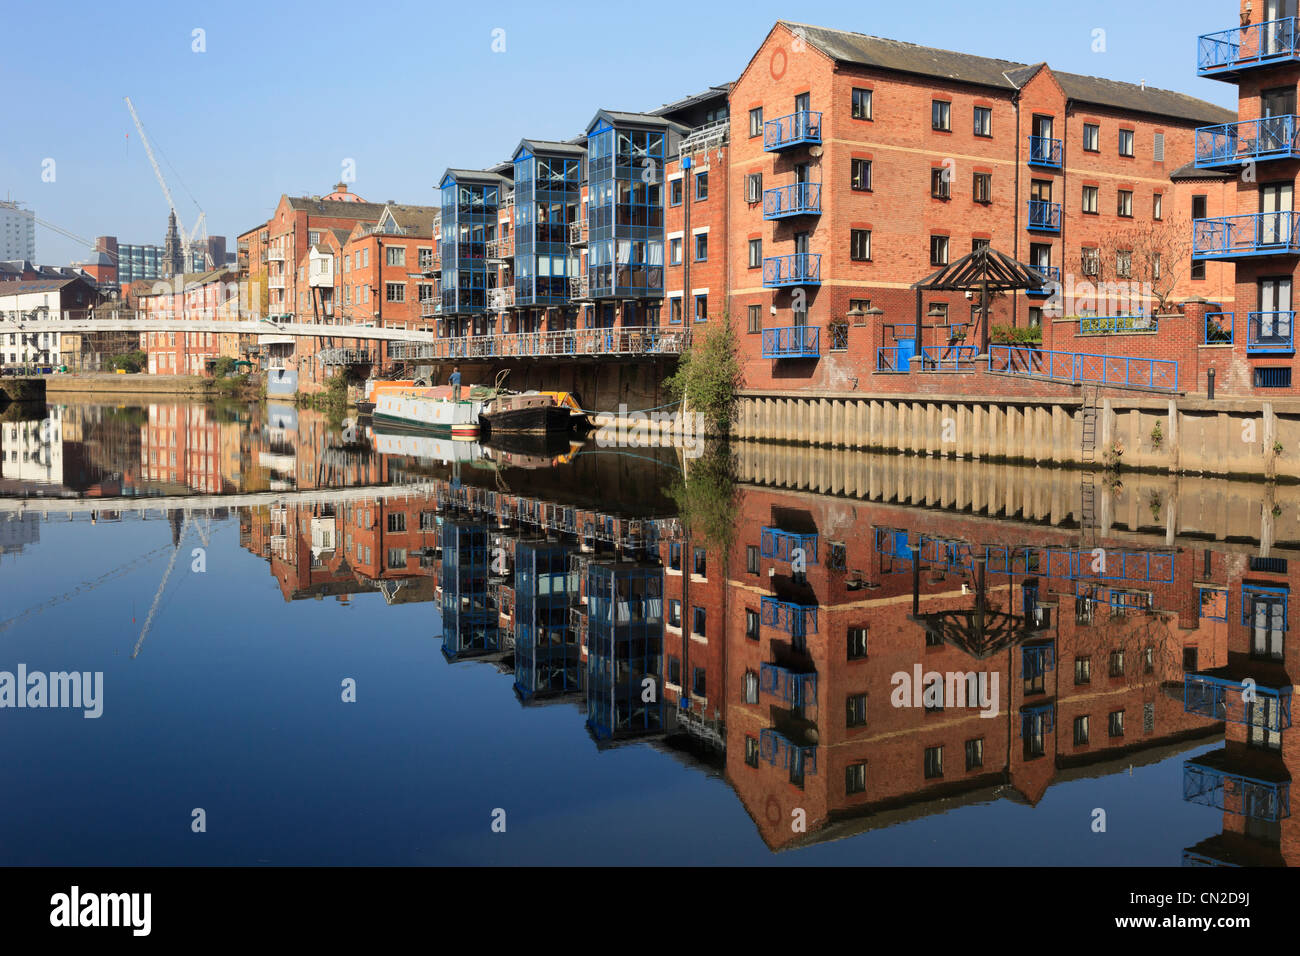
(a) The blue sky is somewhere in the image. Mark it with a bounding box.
[3,0,1239,266]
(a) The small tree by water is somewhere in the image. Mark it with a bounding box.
[664,315,742,434]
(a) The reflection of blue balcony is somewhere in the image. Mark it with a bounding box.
[1020,703,1054,737]
[759,727,818,774]
[760,663,818,707]
[1246,312,1295,354]
[762,253,821,287]
[1198,17,1300,78]
[1183,756,1290,821]
[1022,644,1055,679]
[1193,212,1300,259]
[763,111,822,151]
[1026,265,1060,295]
[1028,135,1062,167]
[1184,673,1292,730]
[1027,200,1061,232]
[760,527,818,564]
[760,595,818,637]
[761,325,819,358]
[763,182,821,219]
[1196,115,1300,167]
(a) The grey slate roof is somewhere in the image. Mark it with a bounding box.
[285,196,388,219]
[441,168,511,186]
[782,21,1235,126]
[1169,160,1234,180]
[516,138,588,156]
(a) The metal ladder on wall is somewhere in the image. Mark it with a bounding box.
[1079,385,1100,539]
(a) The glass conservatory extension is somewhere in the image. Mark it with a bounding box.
[439,172,503,316]
[586,115,666,300]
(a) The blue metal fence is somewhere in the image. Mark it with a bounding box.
[761,325,820,358]
[1246,311,1295,353]
[763,111,822,151]
[762,253,821,287]
[759,727,818,775]
[760,595,818,637]
[1204,311,1234,344]
[1198,17,1300,75]
[760,527,819,564]
[1184,673,1292,731]
[988,345,1179,391]
[1195,115,1300,167]
[1193,212,1300,258]
[1027,199,1062,232]
[1026,265,1060,295]
[920,344,979,370]
[759,663,818,708]
[1028,135,1063,167]
[1184,759,1290,821]
[763,182,822,219]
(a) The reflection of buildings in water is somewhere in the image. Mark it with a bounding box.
[0,512,39,563]
[0,409,62,486]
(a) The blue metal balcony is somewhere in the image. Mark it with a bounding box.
[762,253,821,287]
[760,527,818,564]
[760,662,818,708]
[1193,212,1300,259]
[1184,673,1292,730]
[763,182,821,219]
[1028,135,1062,168]
[1026,265,1060,296]
[1198,17,1300,78]
[760,595,818,637]
[1027,200,1061,232]
[758,727,818,774]
[1204,311,1235,344]
[1183,757,1290,821]
[763,110,822,151]
[1196,115,1300,168]
[1246,312,1295,353]
[761,325,819,358]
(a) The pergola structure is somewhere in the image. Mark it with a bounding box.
[910,246,1049,358]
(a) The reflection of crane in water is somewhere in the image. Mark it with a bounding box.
[131,511,211,660]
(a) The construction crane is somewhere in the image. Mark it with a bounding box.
[123,96,213,271]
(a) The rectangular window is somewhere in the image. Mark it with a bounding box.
[746,172,762,203]
[669,298,682,324]
[1109,710,1125,737]
[1082,185,1099,214]
[387,548,407,569]
[386,246,406,267]
[850,229,871,261]
[745,736,760,767]
[847,693,868,728]
[1116,250,1132,279]
[1118,128,1134,157]
[746,305,761,333]
[308,230,321,245]
[973,172,991,203]
[846,762,867,795]
[851,158,872,192]
[387,512,406,532]
[932,100,951,131]
[1074,715,1090,745]
[748,238,762,268]
[746,544,760,571]
[1075,656,1091,684]
[931,167,950,199]
[1153,193,1163,220]
[924,746,944,779]
[418,247,433,268]
[965,737,984,770]
[745,608,759,639]
[670,179,683,206]
[668,600,681,628]
[1083,123,1099,152]
[930,235,949,266]
[1109,650,1125,677]
[694,294,708,323]
[385,282,405,303]
[973,106,992,137]
[748,107,763,137]
[1081,247,1100,276]
[848,626,868,660]
[670,237,682,265]
[1117,190,1133,217]
[692,667,706,698]
[1255,367,1293,387]
[694,233,708,261]
[743,670,760,704]
[851,88,872,120]
[693,547,706,577]
[669,542,681,570]
[695,171,708,201]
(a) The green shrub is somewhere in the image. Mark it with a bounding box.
[664,316,742,434]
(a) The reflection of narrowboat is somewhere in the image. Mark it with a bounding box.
[481,392,572,435]
[367,425,483,462]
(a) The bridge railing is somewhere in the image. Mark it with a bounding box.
[989,345,1179,391]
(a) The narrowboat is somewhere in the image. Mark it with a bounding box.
[480,391,572,435]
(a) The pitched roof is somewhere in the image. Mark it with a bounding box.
[516,138,588,157]
[1169,160,1234,181]
[285,195,388,219]
[781,21,1235,126]
[441,168,511,186]
[0,277,88,295]
[378,203,441,234]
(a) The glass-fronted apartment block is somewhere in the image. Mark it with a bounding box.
[585,560,664,743]
[117,244,164,285]
[438,168,510,334]
[511,140,584,313]
[584,111,680,325]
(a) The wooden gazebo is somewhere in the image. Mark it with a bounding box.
[909,246,1049,358]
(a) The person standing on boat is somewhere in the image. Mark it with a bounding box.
[450,366,462,402]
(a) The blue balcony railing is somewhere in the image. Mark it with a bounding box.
[763,110,822,151]
[919,344,979,371]
[1184,673,1292,730]
[760,595,818,637]
[1193,212,1300,259]
[759,727,818,775]
[1028,135,1063,167]
[1246,311,1295,353]
[1204,311,1234,344]
[1027,199,1062,232]
[1196,115,1300,167]
[760,663,818,708]
[1078,313,1158,335]
[1184,758,1290,821]
[988,345,1179,391]
[876,345,911,371]
[1198,17,1300,77]
[763,182,822,219]
[1027,265,1060,295]
[760,527,818,564]
[761,325,819,358]
[762,253,821,287]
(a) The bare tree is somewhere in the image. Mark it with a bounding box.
[1086,213,1194,315]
